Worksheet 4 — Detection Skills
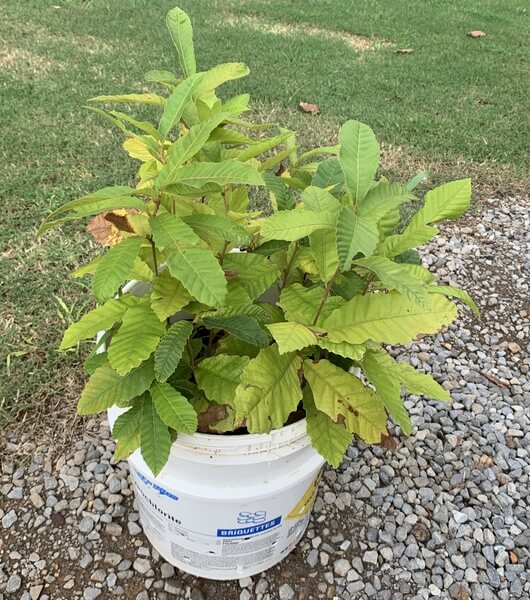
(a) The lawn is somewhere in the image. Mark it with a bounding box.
[0,0,528,439]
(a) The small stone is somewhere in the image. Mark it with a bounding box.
[239,576,252,588]
[334,558,350,577]
[363,550,378,565]
[6,574,22,593]
[104,552,122,567]
[307,548,318,568]
[279,583,295,600]
[30,492,45,509]
[2,509,18,529]
[105,522,123,536]
[240,591,252,600]
[133,558,151,574]
[428,584,442,596]
[160,562,175,578]
[452,510,468,524]
[79,517,94,534]
[128,521,142,536]
[30,585,44,600]
[83,589,101,600]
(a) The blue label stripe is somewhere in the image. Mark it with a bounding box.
[217,516,282,537]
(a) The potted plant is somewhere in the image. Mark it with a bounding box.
[39,6,478,581]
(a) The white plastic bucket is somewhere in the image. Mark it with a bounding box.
[107,406,324,580]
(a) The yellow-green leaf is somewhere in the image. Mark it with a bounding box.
[140,395,171,476]
[261,209,336,242]
[150,380,197,433]
[195,354,249,405]
[154,321,193,382]
[266,322,316,354]
[149,213,199,250]
[336,206,379,269]
[166,6,196,77]
[150,270,191,321]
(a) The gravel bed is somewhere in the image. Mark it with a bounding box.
[1,197,529,599]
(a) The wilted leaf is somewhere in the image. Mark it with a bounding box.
[87,209,138,246]
[299,101,319,115]
[468,30,486,38]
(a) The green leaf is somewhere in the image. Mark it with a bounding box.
[253,240,290,256]
[195,62,250,95]
[266,322,316,354]
[359,181,414,221]
[412,179,472,226]
[203,315,269,347]
[158,73,203,139]
[303,387,352,468]
[324,291,458,345]
[108,300,166,375]
[332,271,365,300]
[161,160,263,188]
[361,350,412,435]
[112,399,144,440]
[406,170,430,191]
[427,285,480,317]
[109,110,160,139]
[140,395,171,476]
[263,172,295,211]
[71,256,102,279]
[92,236,144,302]
[355,255,430,307]
[149,213,199,250]
[261,209,336,242]
[298,145,339,163]
[150,270,191,321]
[236,130,293,162]
[336,206,379,269]
[278,284,322,326]
[339,120,380,203]
[150,380,197,433]
[379,225,438,258]
[182,214,250,245]
[156,114,227,186]
[90,93,165,106]
[166,6,196,77]
[222,253,281,298]
[301,186,341,216]
[195,354,249,404]
[303,359,387,443]
[167,247,228,307]
[145,69,179,85]
[378,205,401,239]
[314,339,366,361]
[78,359,155,415]
[222,93,250,115]
[154,321,193,382]
[60,295,138,350]
[84,352,109,375]
[310,228,339,283]
[312,157,344,193]
[234,345,302,432]
[392,358,450,401]
[395,249,422,265]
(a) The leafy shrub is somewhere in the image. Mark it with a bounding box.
[40,7,477,475]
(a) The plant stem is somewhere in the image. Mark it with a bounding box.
[150,237,159,276]
[312,267,340,326]
[219,240,229,265]
[362,273,375,295]
[279,242,300,290]
[187,339,196,372]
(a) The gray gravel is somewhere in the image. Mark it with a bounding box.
[1,197,529,599]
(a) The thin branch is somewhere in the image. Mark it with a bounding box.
[150,238,159,277]
[312,267,340,326]
[279,242,300,290]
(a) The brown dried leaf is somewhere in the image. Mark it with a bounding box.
[104,212,136,233]
[197,404,229,433]
[379,434,398,450]
[87,214,123,247]
[299,101,320,115]
[395,48,414,54]
[468,30,486,38]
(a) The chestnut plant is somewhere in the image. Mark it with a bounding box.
[39,7,478,476]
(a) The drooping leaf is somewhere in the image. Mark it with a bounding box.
[324,290,458,345]
[234,345,302,432]
[150,380,197,433]
[161,160,263,188]
[140,395,171,476]
[108,300,166,375]
[154,321,193,381]
[336,206,379,269]
[361,350,412,435]
[339,120,380,203]
[89,93,166,106]
[92,236,144,302]
[412,179,472,226]
[406,170,430,191]
[379,225,438,258]
[159,73,203,139]
[77,359,155,415]
[303,359,387,443]
[203,315,269,347]
[112,399,144,440]
[261,209,336,242]
[60,295,138,350]
[314,339,366,361]
[182,214,250,245]
[195,62,250,96]
[149,213,199,250]
[195,354,249,405]
[354,255,430,307]
[303,387,352,468]
[427,285,480,317]
[222,253,281,299]
[236,130,293,162]
[310,228,339,283]
[167,247,228,307]
[266,322,316,354]
[166,6,196,77]
[150,270,191,321]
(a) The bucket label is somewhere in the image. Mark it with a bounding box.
[134,469,179,501]
[217,516,281,538]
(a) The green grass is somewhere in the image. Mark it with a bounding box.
[0,0,528,438]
